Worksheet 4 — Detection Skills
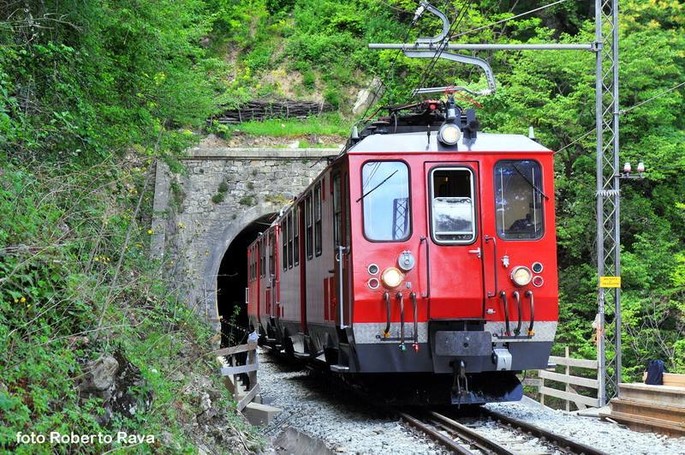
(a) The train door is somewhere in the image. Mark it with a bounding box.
[333,168,351,330]
[268,229,278,322]
[297,201,307,333]
[423,163,485,319]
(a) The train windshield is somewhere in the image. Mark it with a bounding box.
[429,167,476,244]
[495,160,544,240]
[361,161,411,241]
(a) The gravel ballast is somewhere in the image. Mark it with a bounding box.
[257,349,685,454]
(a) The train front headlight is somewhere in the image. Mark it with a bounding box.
[510,266,533,287]
[438,123,461,146]
[381,267,404,289]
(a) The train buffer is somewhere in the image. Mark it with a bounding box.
[215,339,281,426]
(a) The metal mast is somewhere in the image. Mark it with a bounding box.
[595,0,621,406]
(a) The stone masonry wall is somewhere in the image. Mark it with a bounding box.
[150,147,338,328]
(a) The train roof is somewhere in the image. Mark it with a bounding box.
[347,131,552,154]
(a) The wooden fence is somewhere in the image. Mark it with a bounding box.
[212,100,334,124]
[525,347,600,410]
[215,341,259,412]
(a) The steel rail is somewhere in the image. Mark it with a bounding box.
[483,408,611,455]
[429,411,516,455]
[400,412,474,454]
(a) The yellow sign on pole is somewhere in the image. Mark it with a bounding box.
[599,276,621,288]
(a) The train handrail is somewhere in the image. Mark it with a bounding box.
[484,235,498,298]
[336,245,350,329]
[419,237,431,298]
[525,290,535,336]
[512,290,522,336]
[499,291,510,336]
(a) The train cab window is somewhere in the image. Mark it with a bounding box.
[495,160,544,240]
[429,168,475,244]
[361,161,411,241]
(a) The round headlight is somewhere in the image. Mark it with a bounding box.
[511,266,533,287]
[381,267,404,289]
[438,123,461,146]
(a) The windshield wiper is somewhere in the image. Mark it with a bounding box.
[512,164,548,200]
[356,170,399,203]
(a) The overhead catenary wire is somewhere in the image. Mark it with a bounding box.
[619,81,685,115]
[555,80,685,155]
[450,0,571,39]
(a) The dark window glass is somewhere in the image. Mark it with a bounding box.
[305,194,313,260]
[314,182,322,256]
[495,160,544,240]
[282,217,288,270]
[293,206,300,266]
[333,173,342,246]
[288,213,294,268]
[269,232,275,275]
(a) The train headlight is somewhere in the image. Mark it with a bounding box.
[381,267,404,289]
[510,266,533,287]
[438,123,461,146]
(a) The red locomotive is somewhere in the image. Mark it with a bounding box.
[246,94,558,405]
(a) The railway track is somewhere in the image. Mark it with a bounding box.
[401,408,610,455]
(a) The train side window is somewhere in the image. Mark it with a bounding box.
[305,194,313,260]
[288,212,294,268]
[429,167,475,244]
[494,160,544,240]
[361,161,411,241]
[269,231,275,276]
[282,217,288,271]
[293,206,300,266]
[314,182,322,256]
[259,240,266,278]
[333,172,341,246]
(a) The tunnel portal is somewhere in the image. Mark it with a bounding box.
[217,213,277,347]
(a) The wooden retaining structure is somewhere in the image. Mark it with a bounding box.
[601,373,685,436]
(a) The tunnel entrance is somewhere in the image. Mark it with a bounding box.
[217,213,277,348]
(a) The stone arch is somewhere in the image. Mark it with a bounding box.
[201,202,281,330]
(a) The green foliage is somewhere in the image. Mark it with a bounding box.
[0,0,227,164]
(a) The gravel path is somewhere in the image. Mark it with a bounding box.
[256,348,685,454]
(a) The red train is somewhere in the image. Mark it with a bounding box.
[247,96,558,404]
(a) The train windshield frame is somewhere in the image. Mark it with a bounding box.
[429,167,477,244]
[360,160,411,242]
[494,159,544,240]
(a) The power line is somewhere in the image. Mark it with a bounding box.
[555,80,685,155]
[451,0,570,39]
[620,81,685,115]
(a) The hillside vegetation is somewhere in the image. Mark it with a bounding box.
[1,0,685,453]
